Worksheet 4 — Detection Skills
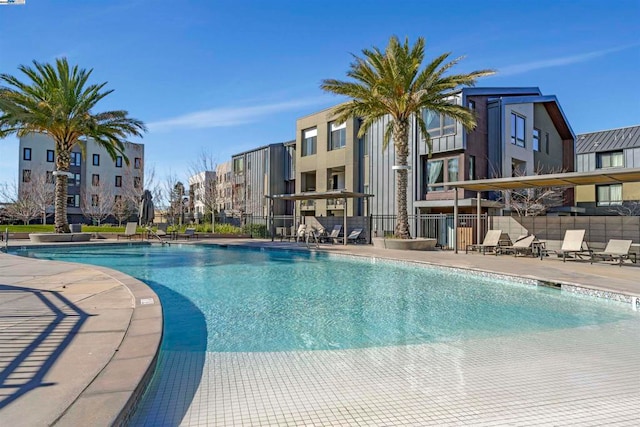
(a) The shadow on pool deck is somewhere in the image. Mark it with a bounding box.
[129,281,207,425]
[0,284,89,410]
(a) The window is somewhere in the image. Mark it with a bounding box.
[467,100,475,110]
[22,169,31,183]
[134,177,141,189]
[114,195,122,203]
[597,184,622,206]
[510,113,525,147]
[134,157,141,169]
[533,128,540,152]
[67,195,80,208]
[448,158,459,184]
[329,121,346,150]
[115,175,122,187]
[92,154,100,166]
[545,132,549,154]
[596,151,624,169]
[302,128,317,156]
[72,173,81,187]
[426,160,444,191]
[91,194,99,207]
[92,174,100,186]
[46,171,54,184]
[424,111,455,138]
[115,156,123,168]
[70,152,81,166]
[47,150,55,162]
[233,157,244,174]
[23,147,32,161]
[468,155,476,180]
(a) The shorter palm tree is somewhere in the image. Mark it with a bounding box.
[0,58,146,232]
[321,36,494,238]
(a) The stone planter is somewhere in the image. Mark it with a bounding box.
[29,233,92,243]
[372,237,438,251]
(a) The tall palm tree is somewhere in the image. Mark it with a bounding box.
[0,58,146,233]
[321,36,494,238]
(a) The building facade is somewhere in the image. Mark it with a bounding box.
[18,133,144,224]
[188,170,216,223]
[231,141,295,217]
[215,160,234,214]
[575,125,640,215]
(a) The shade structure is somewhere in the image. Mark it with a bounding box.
[138,190,155,226]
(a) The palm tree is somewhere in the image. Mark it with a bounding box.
[0,58,146,233]
[321,36,494,238]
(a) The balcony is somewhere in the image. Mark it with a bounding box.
[300,200,316,211]
[326,198,345,210]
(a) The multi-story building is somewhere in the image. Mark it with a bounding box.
[575,125,640,214]
[18,132,144,224]
[215,160,234,214]
[294,87,575,232]
[188,170,216,223]
[296,107,363,217]
[231,141,295,217]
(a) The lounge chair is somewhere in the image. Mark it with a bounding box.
[295,224,307,244]
[496,235,536,257]
[326,225,343,244]
[177,227,198,240]
[540,229,591,262]
[305,226,325,247]
[590,239,636,266]
[117,222,140,240]
[466,230,502,254]
[337,228,365,244]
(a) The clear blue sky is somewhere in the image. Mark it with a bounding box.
[1,0,639,187]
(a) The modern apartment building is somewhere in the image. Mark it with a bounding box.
[215,160,234,214]
[294,87,575,231]
[188,170,216,222]
[296,107,362,217]
[231,141,295,217]
[18,132,144,224]
[575,125,640,214]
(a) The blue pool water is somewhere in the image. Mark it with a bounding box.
[15,244,634,352]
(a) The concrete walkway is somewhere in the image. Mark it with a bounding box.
[0,238,638,426]
[0,247,162,427]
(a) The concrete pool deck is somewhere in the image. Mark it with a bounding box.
[0,238,638,425]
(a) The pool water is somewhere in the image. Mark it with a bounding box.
[15,244,634,352]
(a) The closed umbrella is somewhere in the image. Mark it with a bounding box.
[139,190,155,226]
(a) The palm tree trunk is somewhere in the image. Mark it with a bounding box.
[393,120,411,239]
[54,149,71,233]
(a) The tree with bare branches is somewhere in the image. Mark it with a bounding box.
[500,166,566,216]
[0,180,40,224]
[81,182,114,226]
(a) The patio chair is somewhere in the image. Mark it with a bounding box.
[337,228,365,244]
[540,229,591,262]
[466,230,502,254]
[117,222,140,240]
[295,224,307,244]
[326,225,343,244]
[305,226,325,248]
[177,227,198,240]
[496,235,536,257]
[590,239,636,266]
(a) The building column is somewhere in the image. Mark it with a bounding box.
[454,188,459,254]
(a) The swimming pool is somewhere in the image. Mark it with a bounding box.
[14,244,640,426]
[16,244,632,353]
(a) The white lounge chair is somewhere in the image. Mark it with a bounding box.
[466,230,502,254]
[496,235,536,257]
[540,229,591,262]
[336,228,364,244]
[295,224,307,244]
[327,225,342,244]
[117,222,140,240]
[590,239,636,266]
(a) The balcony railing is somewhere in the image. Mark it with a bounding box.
[300,200,316,210]
[326,198,345,210]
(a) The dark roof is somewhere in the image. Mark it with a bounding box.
[576,125,640,154]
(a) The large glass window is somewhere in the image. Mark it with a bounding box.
[533,128,540,152]
[426,160,444,191]
[510,113,525,147]
[447,158,459,183]
[596,151,624,169]
[329,121,346,150]
[302,128,317,156]
[23,147,31,161]
[424,111,455,138]
[597,184,622,206]
[92,154,100,166]
[468,155,476,180]
[67,195,80,208]
[233,157,244,174]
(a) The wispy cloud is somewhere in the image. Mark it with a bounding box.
[496,43,639,77]
[148,97,330,132]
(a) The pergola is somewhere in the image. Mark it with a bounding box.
[447,167,640,253]
[266,190,374,245]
